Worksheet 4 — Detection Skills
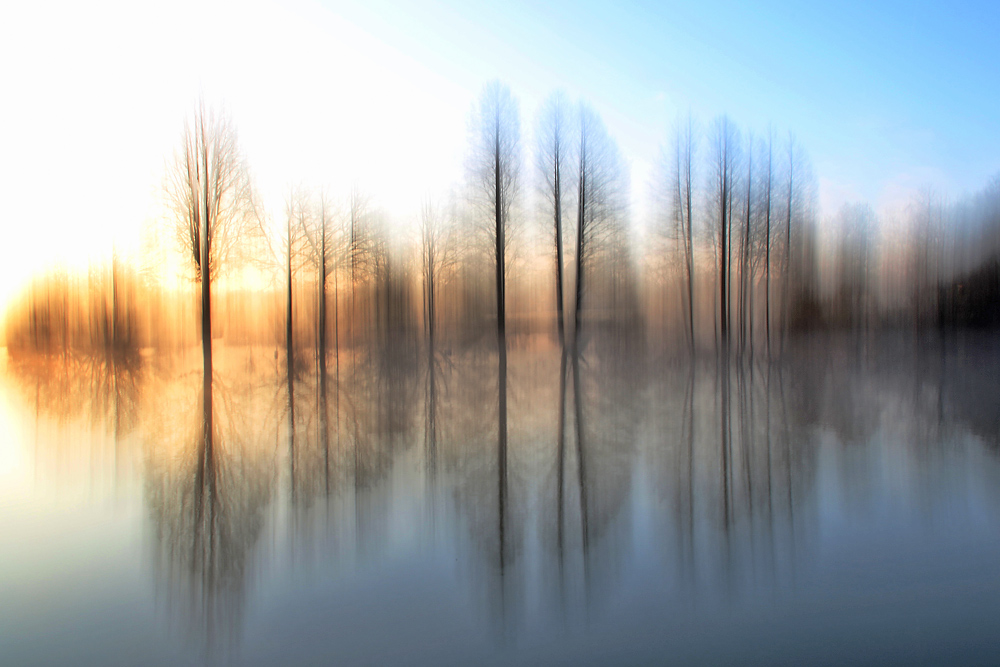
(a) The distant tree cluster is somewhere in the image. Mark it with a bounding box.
[4,253,143,354]
[792,177,1000,331]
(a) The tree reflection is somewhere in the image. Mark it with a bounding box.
[533,332,645,619]
[6,305,1000,662]
[6,346,143,482]
[572,335,642,602]
[145,359,273,656]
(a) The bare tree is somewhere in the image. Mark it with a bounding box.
[536,91,571,345]
[470,80,521,340]
[167,102,258,378]
[346,186,374,351]
[782,134,795,345]
[281,189,312,368]
[420,196,459,347]
[763,130,774,357]
[467,83,520,589]
[707,116,739,352]
[778,134,818,342]
[302,190,345,377]
[738,130,753,354]
[664,115,696,352]
[746,133,773,356]
[245,185,312,366]
[572,103,628,347]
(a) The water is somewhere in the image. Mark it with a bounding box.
[2,332,1000,666]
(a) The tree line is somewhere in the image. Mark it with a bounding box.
[5,82,999,366]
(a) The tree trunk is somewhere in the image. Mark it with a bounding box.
[719,134,729,352]
[318,212,328,380]
[200,133,212,383]
[574,125,587,346]
[495,112,506,338]
[765,136,773,359]
[783,143,794,352]
[685,131,695,354]
[554,143,565,346]
[741,144,753,356]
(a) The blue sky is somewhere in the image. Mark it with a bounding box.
[330,0,1000,209]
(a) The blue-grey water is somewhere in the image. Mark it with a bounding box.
[2,332,1000,666]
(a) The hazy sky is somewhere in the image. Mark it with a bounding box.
[1,0,997,311]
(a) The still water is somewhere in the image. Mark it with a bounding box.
[2,333,1000,666]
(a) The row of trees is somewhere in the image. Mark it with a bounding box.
[789,178,1000,332]
[653,116,818,357]
[8,82,997,365]
[0,86,811,365]
[160,83,644,380]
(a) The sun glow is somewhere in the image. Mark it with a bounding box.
[0,0,469,317]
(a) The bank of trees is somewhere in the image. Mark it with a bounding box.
[649,113,1000,342]
[653,116,818,357]
[8,86,1000,364]
[870,179,1000,329]
[0,89,824,365]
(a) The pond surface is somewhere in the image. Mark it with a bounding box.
[2,332,1000,666]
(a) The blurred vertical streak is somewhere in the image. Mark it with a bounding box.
[497,332,508,608]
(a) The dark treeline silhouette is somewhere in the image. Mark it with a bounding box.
[797,178,1000,332]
